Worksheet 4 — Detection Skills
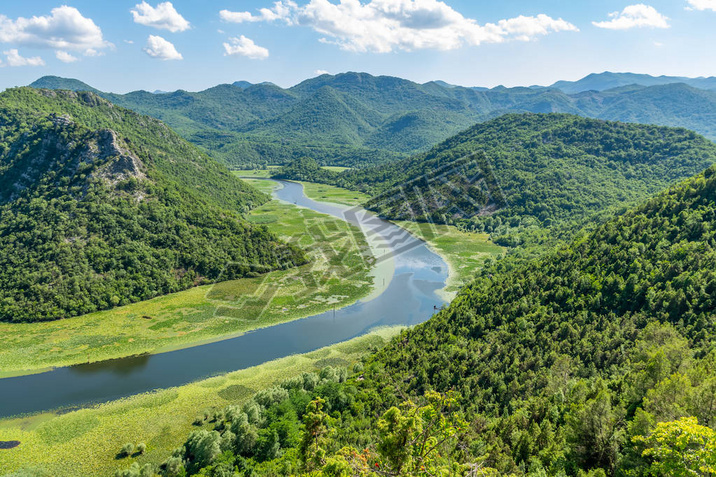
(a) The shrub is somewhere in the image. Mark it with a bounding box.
[120,442,135,458]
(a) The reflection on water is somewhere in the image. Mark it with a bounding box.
[0,180,448,418]
[70,354,151,376]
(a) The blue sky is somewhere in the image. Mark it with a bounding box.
[0,0,715,93]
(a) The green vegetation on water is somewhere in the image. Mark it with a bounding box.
[0,196,373,376]
[394,221,504,299]
[0,328,401,477]
[139,163,716,476]
[278,114,716,253]
[300,182,371,207]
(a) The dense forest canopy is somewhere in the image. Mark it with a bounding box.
[30,73,716,168]
[277,113,716,250]
[132,162,716,477]
[0,88,305,323]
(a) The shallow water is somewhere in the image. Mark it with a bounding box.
[0,180,447,418]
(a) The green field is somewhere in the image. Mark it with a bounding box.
[396,221,504,299]
[300,182,371,207]
[232,168,279,178]
[0,328,401,477]
[0,199,374,377]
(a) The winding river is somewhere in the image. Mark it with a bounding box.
[0,180,448,419]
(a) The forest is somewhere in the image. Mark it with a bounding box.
[0,88,305,322]
[276,114,716,251]
[116,159,716,477]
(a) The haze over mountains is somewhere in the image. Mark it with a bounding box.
[29,72,716,169]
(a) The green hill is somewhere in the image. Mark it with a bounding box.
[29,76,100,94]
[292,114,716,248]
[160,162,716,477]
[0,88,305,323]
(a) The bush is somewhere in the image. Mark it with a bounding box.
[136,442,146,455]
[120,442,135,458]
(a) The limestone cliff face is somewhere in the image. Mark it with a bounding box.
[88,129,147,186]
[1,117,148,204]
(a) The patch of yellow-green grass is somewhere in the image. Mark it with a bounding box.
[395,221,505,300]
[0,201,374,377]
[300,182,371,207]
[0,328,402,477]
[241,177,280,194]
[321,166,352,173]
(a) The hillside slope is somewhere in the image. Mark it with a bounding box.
[0,88,304,322]
[285,114,716,247]
[350,163,716,474]
[153,154,716,477]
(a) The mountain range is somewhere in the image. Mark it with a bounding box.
[29,72,716,168]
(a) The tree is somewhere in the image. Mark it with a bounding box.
[301,397,332,472]
[375,391,468,476]
[634,417,716,476]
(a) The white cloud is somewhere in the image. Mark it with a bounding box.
[131,2,190,32]
[4,49,45,66]
[220,0,577,53]
[497,14,578,42]
[223,36,270,59]
[315,69,330,75]
[687,0,716,10]
[56,50,79,63]
[220,1,297,23]
[593,4,669,30]
[143,35,183,60]
[0,6,110,53]
[124,39,135,44]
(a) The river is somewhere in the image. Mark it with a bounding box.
[0,180,448,418]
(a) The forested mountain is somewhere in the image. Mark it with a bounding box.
[550,71,716,94]
[29,73,716,168]
[278,114,716,248]
[0,88,304,323]
[139,162,716,477]
[28,75,100,94]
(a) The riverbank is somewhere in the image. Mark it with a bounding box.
[0,327,402,477]
[0,193,374,377]
[394,221,505,301]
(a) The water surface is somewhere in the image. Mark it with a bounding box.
[0,180,447,418]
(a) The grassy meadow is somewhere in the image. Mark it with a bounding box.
[299,182,371,207]
[0,328,401,477]
[0,198,374,377]
[231,168,279,178]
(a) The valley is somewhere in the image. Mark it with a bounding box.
[0,185,374,377]
[2,62,716,477]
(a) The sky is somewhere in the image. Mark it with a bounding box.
[0,0,715,93]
